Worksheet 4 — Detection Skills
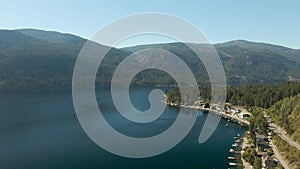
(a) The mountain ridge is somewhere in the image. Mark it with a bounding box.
[0,28,299,93]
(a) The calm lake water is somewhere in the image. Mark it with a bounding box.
[0,88,246,169]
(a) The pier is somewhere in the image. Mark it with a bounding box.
[180,105,250,125]
[227,133,244,168]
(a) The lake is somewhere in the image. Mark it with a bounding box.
[0,87,246,169]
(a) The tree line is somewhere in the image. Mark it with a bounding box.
[268,93,300,144]
[165,81,300,109]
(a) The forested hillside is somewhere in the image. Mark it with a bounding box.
[268,94,300,144]
[166,82,300,109]
[125,40,300,85]
[227,82,300,108]
[0,29,300,93]
[0,29,129,93]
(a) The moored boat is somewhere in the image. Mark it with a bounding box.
[232,143,238,147]
[235,139,240,143]
[228,162,237,166]
[228,156,236,160]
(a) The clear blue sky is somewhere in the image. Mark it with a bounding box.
[1,0,299,48]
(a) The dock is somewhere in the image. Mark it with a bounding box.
[180,105,250,125]
[227,134,243,167]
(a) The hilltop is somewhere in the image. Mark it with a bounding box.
[0,29,299,93]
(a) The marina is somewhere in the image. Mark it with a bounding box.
[168,102,250,126]
[227,133,245,168]
[165,98,249,169]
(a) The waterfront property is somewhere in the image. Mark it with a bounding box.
[263,156,279,168]
[256,133,269,153]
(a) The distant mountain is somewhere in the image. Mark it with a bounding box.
[0,29,128,93]
[215,40,300,84]
[216,40,300,62]
[0,29,299,93]
[124,41,300,85]
[16,29,83,44]
[16,29,86,52]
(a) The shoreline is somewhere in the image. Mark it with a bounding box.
[164,98,251,169]
[165,101,250,169]
[240,132,253,169]
[164,100,250,126]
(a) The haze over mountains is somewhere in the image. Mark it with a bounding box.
[0,28,299,93]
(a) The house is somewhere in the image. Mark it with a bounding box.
[229,108,239,114]
[263,156,278,168]
[238,111,252,119]
[256,133,269,151]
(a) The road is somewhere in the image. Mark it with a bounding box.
[269,122,300,151]
[264,113,300,151]
[263,112,300,169]
[269,140,291,169]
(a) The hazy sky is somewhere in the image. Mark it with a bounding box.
[1,0,299,48]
